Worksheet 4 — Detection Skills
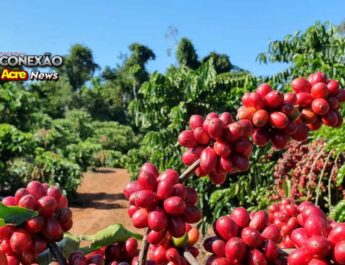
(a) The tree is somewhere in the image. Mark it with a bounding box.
[29,76,75,118]
[102,43,155,98]
[91,43,156,123]
[62,44,99,91]
[123,43,156,99]
[202,52,232,73]
[176,38,200,69]
[80,77,127,122]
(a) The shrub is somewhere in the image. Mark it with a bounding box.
[2,158,33,193]
[122,148,148,179]
[89,121,137,153]
[91,150,123,168]
[32,150,82,196]
[30,112,54,130]
[66,141,103,171]
[0,83,37,131]
[0,124,34,161]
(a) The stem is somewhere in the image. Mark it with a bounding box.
[328,153,340,212]
[183,250,199,265]
[306,146,325,199]
[138,160,201,265]
[138,228,149,265]
[48,242,68,265]
[315,151,332,206]
[179,159,200,180]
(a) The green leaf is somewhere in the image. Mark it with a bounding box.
[38,233,81,265]
[329,200,345,221]
[61,233,81,257]
[79,224,143,254]
[281,179,291,198]
[0,203,38,226]
[337,164,345,186]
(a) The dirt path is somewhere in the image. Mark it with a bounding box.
[69,168,140,236]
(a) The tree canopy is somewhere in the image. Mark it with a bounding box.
[62,44,99,90]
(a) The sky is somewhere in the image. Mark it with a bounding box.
[1,1,344,76]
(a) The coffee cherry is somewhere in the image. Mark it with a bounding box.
[10,229,32,254]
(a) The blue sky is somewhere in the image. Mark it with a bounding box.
[1,1,344,76]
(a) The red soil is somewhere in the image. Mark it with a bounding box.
[69,168,141,236]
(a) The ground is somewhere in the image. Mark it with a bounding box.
[70,168,141,236]
[70,168,209,263]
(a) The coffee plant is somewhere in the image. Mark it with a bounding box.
[273,139,345,210]
[1,71,345,265]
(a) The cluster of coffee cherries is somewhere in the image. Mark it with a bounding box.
[205,207,285,265]
[292,72,345,130]
[285,201,345,265]
[266,198,300,249]
[238,83,308,149]
[147,225,199,265]
[205,199,345,265]
[178,72,345,180]
[179,112,254,184]
[124,163,202,245]
[0,181,72,264]
[68,237,139,265]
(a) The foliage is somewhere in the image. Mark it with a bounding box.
[339,20,345,34]
[125,43,156,85]
[79,224,142,253]
[0,203,38,226]
[101,43,156,112]
[128,61,254,175]
[201,52,232,73]
[32,109,92,151]
[122,148,147,179]
[176,38,200,69]
[0,83,37,130]
[32,150,82,196]
[37,224,142,265]
[0,124,33,161]
[0,97,137,194]
[62,119,136,171]
[65,110,95,139]
[89,121,137,152]
[312,113,345,198]
[257,22,345,86]
[329,200,345,222]
[80,78,126,122]
[34,118,80,150]
[66,141,103,171]
[4,158,34,194]
[91,150,123,169]
[29,112,54,131]
[313,109,345,154]
[61,44,99,90]
[29,76,75,118]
